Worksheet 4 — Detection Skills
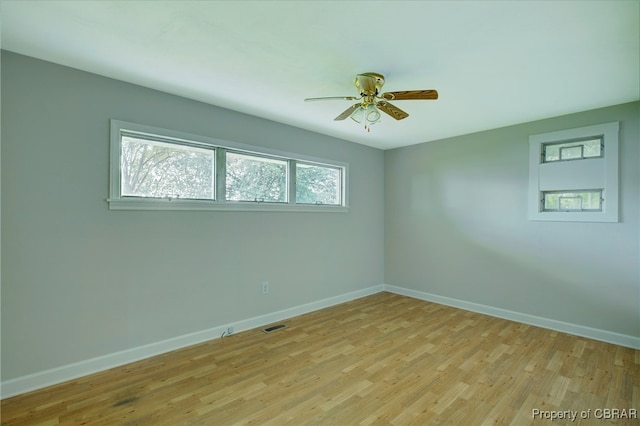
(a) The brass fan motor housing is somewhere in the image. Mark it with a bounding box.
[355,72,385,103]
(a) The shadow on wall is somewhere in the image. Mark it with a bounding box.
[386,134,637,337]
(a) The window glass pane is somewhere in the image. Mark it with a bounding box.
[296,163,342,205]
[121,135,215,200]
[226,152,287,203]
[559,145,583,160]
[543,190,602,211]
[543,139,602,162]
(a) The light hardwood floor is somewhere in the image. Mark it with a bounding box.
[2,292,639,425]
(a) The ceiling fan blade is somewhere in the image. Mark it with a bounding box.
[381,90,439,101]
[305,96,360,102]
[334,103,361,121]
[377,101,409,120]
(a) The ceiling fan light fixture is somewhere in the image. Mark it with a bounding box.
[365,103,381,123]
[349,106,364,124]
[350,103,381,131]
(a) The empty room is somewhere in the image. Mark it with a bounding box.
[1,1,639,425]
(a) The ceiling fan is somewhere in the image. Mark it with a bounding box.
[304,72,438,131]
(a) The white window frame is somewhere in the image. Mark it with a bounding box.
[108,120,349,212]
[528,122,619,222]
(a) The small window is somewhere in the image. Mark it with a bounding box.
[543,138,603,163]
[542,190,603,212]
[296,162,342,205]
[528,121,618,222]
[225,152,288,203]
[121,134,215,200]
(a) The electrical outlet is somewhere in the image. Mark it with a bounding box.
[262,281,269,294]
[227,326,234,335]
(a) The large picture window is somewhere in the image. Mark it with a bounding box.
[109,120,348,211]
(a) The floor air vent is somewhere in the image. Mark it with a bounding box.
[263,324,287,333]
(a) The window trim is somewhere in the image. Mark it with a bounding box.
[528,122,618,222]
[108,120,349,212]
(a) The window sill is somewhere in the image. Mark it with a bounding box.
[528,210,616,223]
[107,198,349,213]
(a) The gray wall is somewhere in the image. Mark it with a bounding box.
[2,50,638,384]
[385,102,639,338]
[1,52,385,380]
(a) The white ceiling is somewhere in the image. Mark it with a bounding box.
[2,1,639,150]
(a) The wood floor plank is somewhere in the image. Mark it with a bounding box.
[2,292,639,425]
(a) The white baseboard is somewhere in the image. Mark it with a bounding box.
[383,284,640,350]
[0,285,384,399]
[4,283,637,399]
